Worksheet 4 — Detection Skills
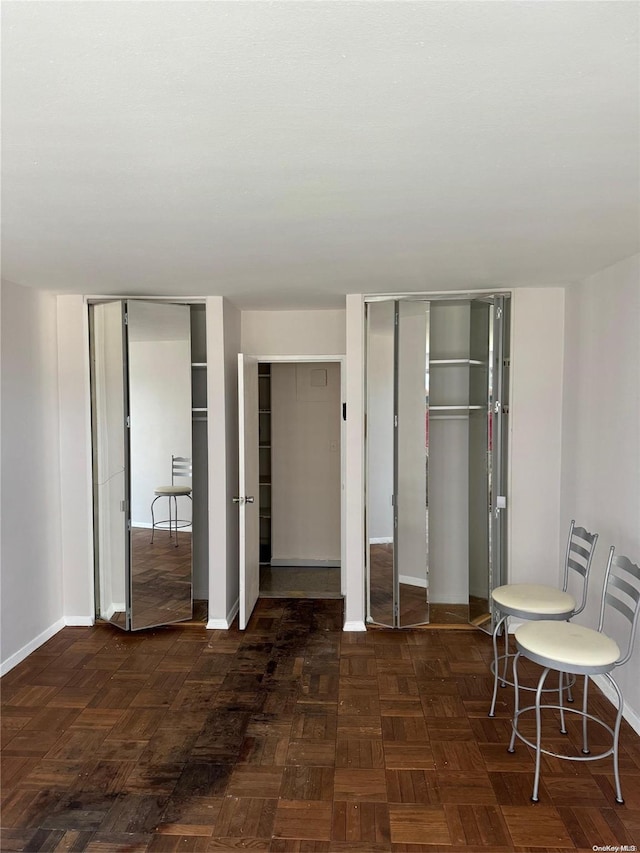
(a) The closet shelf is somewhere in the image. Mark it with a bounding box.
[429,358,485,366]
[430,404,484,410]
[191,362,207,368]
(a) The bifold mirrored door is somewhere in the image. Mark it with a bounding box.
[365,300,430,628]
[90,300,194,631]
[365,295,509,631]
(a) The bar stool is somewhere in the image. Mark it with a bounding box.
[508,547,640,804]
[489,520,598,717]
[150,455,192,547]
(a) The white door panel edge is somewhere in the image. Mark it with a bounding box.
[238,354,260,630]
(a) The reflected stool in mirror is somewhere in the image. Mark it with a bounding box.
[150,455,192,547]
[508,547,640,804]
[489,520,598,717]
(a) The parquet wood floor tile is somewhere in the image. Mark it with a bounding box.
[2,597,639,852]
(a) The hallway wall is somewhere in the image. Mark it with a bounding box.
[0,280,64,673]
[561,253,640,731]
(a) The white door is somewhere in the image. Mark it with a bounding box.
[238,354,260,629]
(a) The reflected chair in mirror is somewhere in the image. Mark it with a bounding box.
[150,455,192,547]
[509,547,640,804]
[489,520,598,717]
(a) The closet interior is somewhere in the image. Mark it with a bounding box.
[257,361,342,599]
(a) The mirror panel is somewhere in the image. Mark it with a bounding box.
[365,301,395,627]
[490,296,510,607]
[397,301,430,627]
[90,302,129,629]
[127,301,193,630]
[468,300,492,629]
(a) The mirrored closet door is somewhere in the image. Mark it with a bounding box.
[89,300,194,631]
[365,295,509,631]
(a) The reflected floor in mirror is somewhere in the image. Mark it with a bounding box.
[260,566,342,598]
[370,543,487,628]
[109,528,194,630]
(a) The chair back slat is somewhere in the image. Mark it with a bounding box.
[562,520,598,615]
[608,572,640,608]
[171,455,192,483]
[614,553,640,581]
[570,542,592,563]
[567,557,587,577]
[598,548,640,667]
[605,592,635,625]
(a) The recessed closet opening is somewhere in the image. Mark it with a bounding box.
[257,360,343,600]
[365,294,510,631]
[88,299,209,631]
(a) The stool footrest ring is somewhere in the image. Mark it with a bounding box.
[491,656,576,693]
[511,703,615,762]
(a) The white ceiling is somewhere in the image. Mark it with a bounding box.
[2,1,638,309]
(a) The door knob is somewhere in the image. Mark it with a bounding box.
[232,496,244,504]
[245,496,255,503]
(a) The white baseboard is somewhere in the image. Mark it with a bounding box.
[399,574,427,589]
[369,537,393,545]
[271,558,341,568]
[132,522,192,532]
[592,674,640,736]
[102,602,126,622]
[207,597,239,630]
[64,616,94,627]
[343,620,367,632]
[0,618,65,676]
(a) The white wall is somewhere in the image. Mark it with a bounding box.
[129,339,192,527]
[242,309,346,356]
[271,362,341,563]
[508,287,565,587]
[560,254,640,731]
[1,280,64,673]
[57,295,94,624]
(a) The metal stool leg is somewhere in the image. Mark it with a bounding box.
[508,651,522,753]
[489,613,508,717]
[581,675,590,754]
[173,495,179,547]
[604,672,625,805]
[558,671,567,734]
[150,496,159,544]
[502,616,510,685]
[531,666,551,803]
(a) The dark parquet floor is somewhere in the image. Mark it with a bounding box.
[1,598,639,851]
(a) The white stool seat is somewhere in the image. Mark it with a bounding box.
[516,621,620,673]
[154,485,192,496]
[492,584,575,617]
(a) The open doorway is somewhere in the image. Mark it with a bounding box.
[258,361,343,600]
